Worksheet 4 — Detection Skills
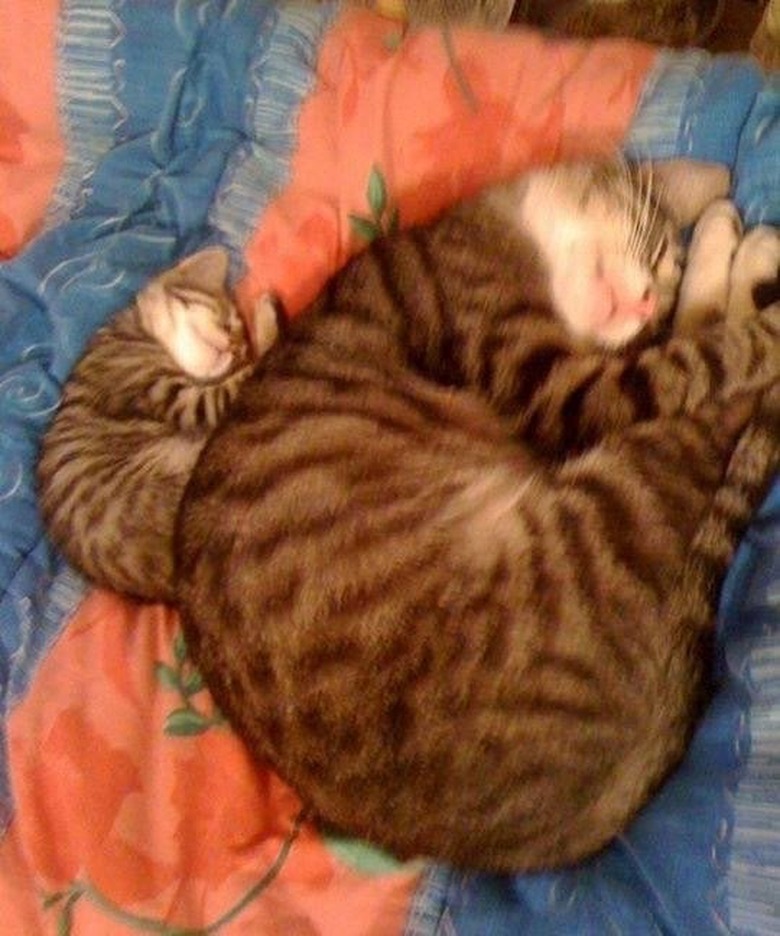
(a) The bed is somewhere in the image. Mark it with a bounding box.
[0,2,778,933]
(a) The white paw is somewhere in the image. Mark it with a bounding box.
[676,199,742,332]
[727,225,780,321]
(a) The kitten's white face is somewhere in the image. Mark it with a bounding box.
[139,281,244,378]
[493,162,683,348]
[136,248,251,380]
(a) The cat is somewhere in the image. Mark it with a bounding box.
[174,161,780,872]
[37,247,281,602]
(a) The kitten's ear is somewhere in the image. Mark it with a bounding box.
[160,246,231,295]
[645,159,731,227]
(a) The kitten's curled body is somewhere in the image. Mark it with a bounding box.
[37,249,266,602]
[176,165,780,871]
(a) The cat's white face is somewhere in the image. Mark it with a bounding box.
[494,162,684,348]
[542,186,682,347]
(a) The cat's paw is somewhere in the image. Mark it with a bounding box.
[727,225,780,321]
[676,200,742,334]
[250,293,285,359]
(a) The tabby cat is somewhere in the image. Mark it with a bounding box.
[37,247,279,602]
[37,161,779,871]
[174,161,780,871]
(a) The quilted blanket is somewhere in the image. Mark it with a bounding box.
[0,2,778,933]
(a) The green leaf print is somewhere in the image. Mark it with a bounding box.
[156,631,226,738]
[350,165,399,244]
[173,629,188,664]
[349,214,383,243]
[367,165,387,221]
[154,661,180,692]
[164,707,213,737]
[182,668,205,697]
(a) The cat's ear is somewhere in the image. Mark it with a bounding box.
[160,246,231,295]
[645,159,731,227]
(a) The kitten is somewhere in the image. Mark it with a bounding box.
[37,247,280,602]
[175,162,780,872]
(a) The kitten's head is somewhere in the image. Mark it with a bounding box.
[136,247,252,380]
[490,161,686,348]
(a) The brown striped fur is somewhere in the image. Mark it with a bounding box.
[176,163,780,871]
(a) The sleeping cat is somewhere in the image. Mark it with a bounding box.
[175,162,780,871]
[37,160,779,872]
[37,247,280,602]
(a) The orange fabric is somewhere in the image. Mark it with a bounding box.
[236,9,657,315]
[6,591,416,934]
[0,0,64,256]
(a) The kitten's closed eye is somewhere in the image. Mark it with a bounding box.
[139,282,239,379]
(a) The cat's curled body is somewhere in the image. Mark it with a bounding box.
[176,163,780,871]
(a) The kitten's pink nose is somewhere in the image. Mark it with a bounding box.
[626,289,657,322]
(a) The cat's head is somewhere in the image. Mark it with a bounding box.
[488,159,728,349]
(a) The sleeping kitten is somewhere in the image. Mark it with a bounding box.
[37,247,280,602]
[175,162,780,872]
